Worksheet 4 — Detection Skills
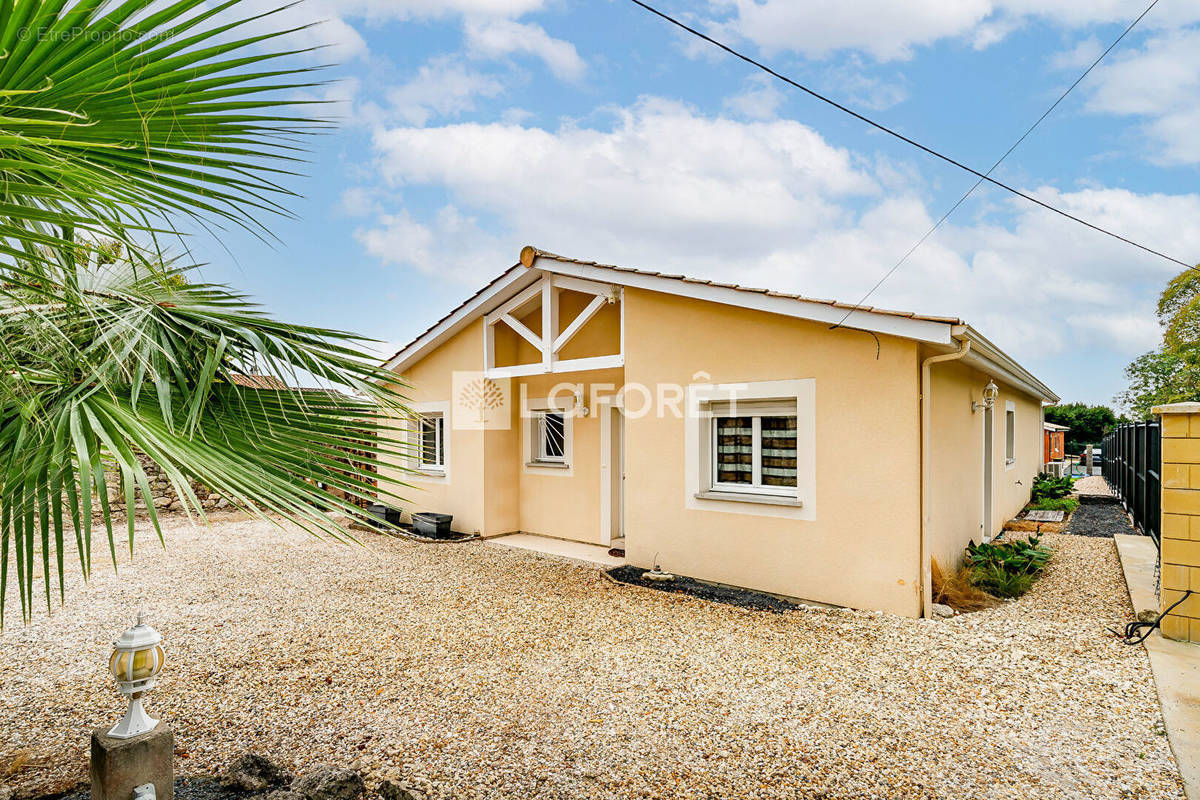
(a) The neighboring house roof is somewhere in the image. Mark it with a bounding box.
[382,246,1059,403]
[230,372,289,390]
[1044,422,1070,431]
[229,372,352,399]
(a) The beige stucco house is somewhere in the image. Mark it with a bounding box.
[380,246,1058,618]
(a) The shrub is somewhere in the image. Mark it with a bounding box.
[969,565,1036,599]
[964,535,1052,599]
[1031,473,1074,501]
[931,559,1000,611]
[1028,497,1080,514]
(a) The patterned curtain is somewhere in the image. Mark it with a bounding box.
[760,416,797,487]
[716,416,753,483]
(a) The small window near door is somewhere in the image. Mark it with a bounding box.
[419,413,444,471]
[1005,406,1016,465]
[534,410,567,464]
[711,403,798,495]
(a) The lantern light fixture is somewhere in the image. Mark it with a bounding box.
[107,611,165,739]
[972,380,999,413]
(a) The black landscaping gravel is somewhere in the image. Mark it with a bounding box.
[606,566,801,612]
[39,777,231,800]
[1064,502,1138,538]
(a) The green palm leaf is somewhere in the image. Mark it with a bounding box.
[0,0,329,254]
[2,249,416,624]
[0,2,417,624]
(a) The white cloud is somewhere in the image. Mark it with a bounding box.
[713,0,995,61]
[356,98,1200,372]
[723,75,785,120]
[1082,28,1200,165]
[385,57,505,125]
[1050,36,1102,70]
[323,0,548,22]
[464,18,586,81]
[356,206,508,284]
[708,0,1200,62]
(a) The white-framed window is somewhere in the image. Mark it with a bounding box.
[1005,401,1016,467]
[709,401,798,496]
[533,409,567,464]
[685,379,815,519]
[418,412,445,471]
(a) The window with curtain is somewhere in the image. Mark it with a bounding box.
[711,400,798,495]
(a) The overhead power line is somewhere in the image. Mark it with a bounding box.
[832,0,1164,327]
[626,0,1194,279]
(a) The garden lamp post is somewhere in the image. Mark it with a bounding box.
[107,612,166,739]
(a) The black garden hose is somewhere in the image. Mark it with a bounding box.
[1110,590,1194,645]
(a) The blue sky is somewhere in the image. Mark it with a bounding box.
[187,0,1200,407]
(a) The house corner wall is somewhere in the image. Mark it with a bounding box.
[621,287,924,617]
[925,358,1043,574]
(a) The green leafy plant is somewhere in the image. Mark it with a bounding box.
[2,246,412,624]
[1028,497,1080,514]
[964,535,1052,599]
[968,565,1035,599]
[1031,473,1074,501]
[0,1,412,625]
[0,0,326,263]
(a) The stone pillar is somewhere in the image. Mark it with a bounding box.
[91,725,174,800]
[1155,402,1200,644]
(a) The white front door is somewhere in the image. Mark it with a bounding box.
[982,406,994,542]
[600,402,625,543]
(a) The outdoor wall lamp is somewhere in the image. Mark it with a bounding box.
[972,380,999,413]
[107,611,166,739]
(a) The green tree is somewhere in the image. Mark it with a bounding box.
[0,2,409,623]
[1043,403,1122,453]
[1116,266,1200,419]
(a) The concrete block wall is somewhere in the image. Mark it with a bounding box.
[1156,402,1200,643]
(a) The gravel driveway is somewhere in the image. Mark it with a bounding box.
[0,516,1184,800]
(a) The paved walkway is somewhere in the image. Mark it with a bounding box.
[484,532,625,567]
[1115,535,1200,800]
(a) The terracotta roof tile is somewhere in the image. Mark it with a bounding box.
[382,247,965,367]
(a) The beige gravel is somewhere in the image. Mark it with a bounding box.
[0,517,1185,800]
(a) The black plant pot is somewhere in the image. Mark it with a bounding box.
[412,512,453,538]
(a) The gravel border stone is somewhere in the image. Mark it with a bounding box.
[606,566,802,612]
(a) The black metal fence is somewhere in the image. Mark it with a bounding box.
[1101,421,1161,548]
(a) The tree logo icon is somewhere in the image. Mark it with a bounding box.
[452,372,511,430]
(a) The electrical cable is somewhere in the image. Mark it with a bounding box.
[1110,588,1194,645]
[626,0,1194,278]
[831,0,1164,327]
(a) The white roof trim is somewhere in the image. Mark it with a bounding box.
[383,256,1057,407]
[383,265,534,373]
[536,256,955,346]
[958,325,1059,403]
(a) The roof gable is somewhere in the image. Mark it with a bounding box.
[381,246,1057,403]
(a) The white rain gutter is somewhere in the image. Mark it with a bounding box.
[919,330,971,619]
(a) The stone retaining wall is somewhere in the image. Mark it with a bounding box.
[104,452,230,513]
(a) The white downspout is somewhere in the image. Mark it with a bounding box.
[920,334,970,618]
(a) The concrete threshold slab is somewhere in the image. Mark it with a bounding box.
[1115,534,1200,800]
[486,533,625,568]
